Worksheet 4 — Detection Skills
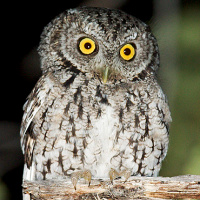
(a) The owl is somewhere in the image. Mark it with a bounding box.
[20,6,172,196]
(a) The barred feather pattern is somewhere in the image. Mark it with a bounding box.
[20,7,171,185]
[21,70,171,181]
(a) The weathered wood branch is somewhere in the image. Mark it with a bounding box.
[23,175,200,199]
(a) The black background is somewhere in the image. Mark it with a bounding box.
[1,0,196,199]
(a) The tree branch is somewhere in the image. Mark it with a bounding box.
[22,175,200,199]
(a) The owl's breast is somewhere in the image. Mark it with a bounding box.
[79,84,132,178]
[83,105,117,177]
[31,76,169,180]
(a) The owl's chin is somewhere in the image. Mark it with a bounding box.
[91,68,125,85]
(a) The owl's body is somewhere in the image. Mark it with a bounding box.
[21,6,171,190]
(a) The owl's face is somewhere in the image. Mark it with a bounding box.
[39,7,159,84]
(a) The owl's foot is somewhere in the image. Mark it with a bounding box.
[109,168,131,184]
[71,169,92,190]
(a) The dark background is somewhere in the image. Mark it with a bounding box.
[0,0,200,199]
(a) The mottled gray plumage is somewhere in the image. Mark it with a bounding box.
[20,6,171,194]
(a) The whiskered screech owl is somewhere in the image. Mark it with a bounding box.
[20,6,171,198]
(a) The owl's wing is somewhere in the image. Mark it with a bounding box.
[20,72,53,168]
[158,90,172,127]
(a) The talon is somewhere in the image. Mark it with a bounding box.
[119,169,131,183]
[71,171,81,190]
[109,168,131,184]
[71,170,92,190]
[82,170,92,187]
[109,168,119,184]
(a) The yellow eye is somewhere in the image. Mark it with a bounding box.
[79,38,96,55]
[120,44,136,61]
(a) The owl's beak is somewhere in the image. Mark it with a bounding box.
[102,67,109,84]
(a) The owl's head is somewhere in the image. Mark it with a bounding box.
[39,7,159,84]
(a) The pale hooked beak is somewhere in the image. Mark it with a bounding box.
[102,66,109,84]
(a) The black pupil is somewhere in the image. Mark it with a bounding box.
[124,48,131,55]
[84,42,92,49]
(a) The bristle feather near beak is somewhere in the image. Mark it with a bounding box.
[102,67,109,84]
